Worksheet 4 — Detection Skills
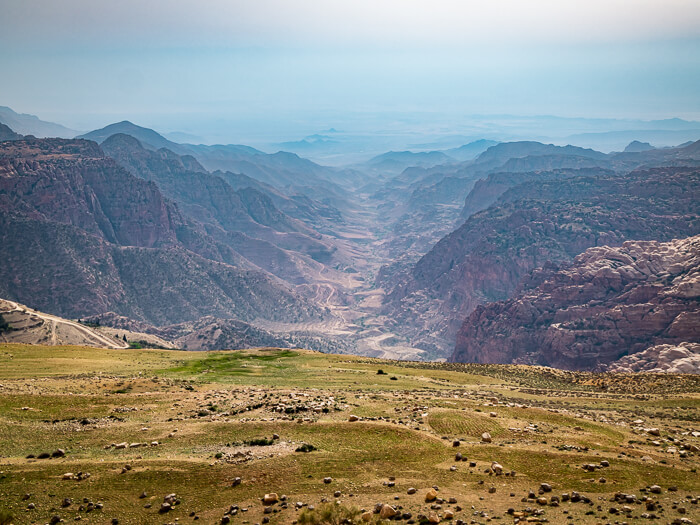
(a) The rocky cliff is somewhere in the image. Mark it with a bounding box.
[383,167,700,358]
[451,235,700,370]
[0,138,322,325]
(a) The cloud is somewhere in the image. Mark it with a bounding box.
[2,0,699,50]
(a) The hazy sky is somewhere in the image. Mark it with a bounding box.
[1,0,699,139]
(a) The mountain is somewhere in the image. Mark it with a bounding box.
[451,235,700,370]
[471,141,608,172]
[0,123,23,141]
[382,166,700,358]
[364,150,456,174]
[623,140,655,153]
[444,139,499,161]
[0,106,78,138]
[461,167,615,219]
[99,133,343,280]
[0,137,322,326]
[77,120,181,151]
[566,129,700,152]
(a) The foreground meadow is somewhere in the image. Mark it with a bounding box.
[0,344,699,524]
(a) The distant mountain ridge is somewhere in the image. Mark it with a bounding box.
[0,106,78,138]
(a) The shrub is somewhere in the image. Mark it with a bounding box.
[0,314,10,333]
[0,510,14,525]
[245,437,275,446]
[298,503,362,525]
[377,369,387,375]
[295,443,317,453]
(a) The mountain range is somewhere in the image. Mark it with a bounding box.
[2,108,699,371]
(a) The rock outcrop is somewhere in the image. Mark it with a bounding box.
[607,343,700,374]
[383,167,700,358]
[451,236,700,370]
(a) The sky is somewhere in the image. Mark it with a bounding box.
[1,0,699,142]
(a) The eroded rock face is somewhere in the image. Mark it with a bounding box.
[607,343,700,374]
[0,138,322,325]
[384,167,700,358]
[451,235,700,370]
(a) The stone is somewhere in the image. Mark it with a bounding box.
[428,511,440,523]
[481,433,492,443]
[323,477,332,484]
[491,462,503,475]
[380,504,397,519]
[349,415,360,422]
[426,488,438,502]
[407,487,417,495]
[263,493,279,505]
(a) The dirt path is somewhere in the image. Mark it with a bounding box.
[3,300,129,349]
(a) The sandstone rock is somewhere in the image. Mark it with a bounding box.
[481,432,492,443]
[379,504,397,519]
[452,235,700,369]
[263,493,279,505]
[426,488,438,502]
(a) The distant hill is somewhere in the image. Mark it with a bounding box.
[623,140,655,152]
[364,150,456,174]
[444,139,499,161]
[0,106,77,138]
[0,123,23,141]
[77,120,181,151]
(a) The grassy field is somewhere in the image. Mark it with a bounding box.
[0,343,699,524]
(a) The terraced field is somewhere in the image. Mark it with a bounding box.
[0,343,699,524]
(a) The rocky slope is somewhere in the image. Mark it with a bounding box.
[100,133,345,278]
[460,167,614,219]
[451,236,700,370]
[0,299,129,348]
[383,167,700,358]
[0,138,322,325]
[0,123,23,141]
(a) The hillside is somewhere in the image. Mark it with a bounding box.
[0,343,698,525]
[382,167,700,358]
[451,236,700,370]
[0,137,322,326]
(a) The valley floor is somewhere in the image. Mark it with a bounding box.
[1,343,699,524]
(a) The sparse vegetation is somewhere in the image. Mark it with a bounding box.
[298,503,361,525]
[0,343,698,524]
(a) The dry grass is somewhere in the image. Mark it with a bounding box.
[0,343,699,524]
